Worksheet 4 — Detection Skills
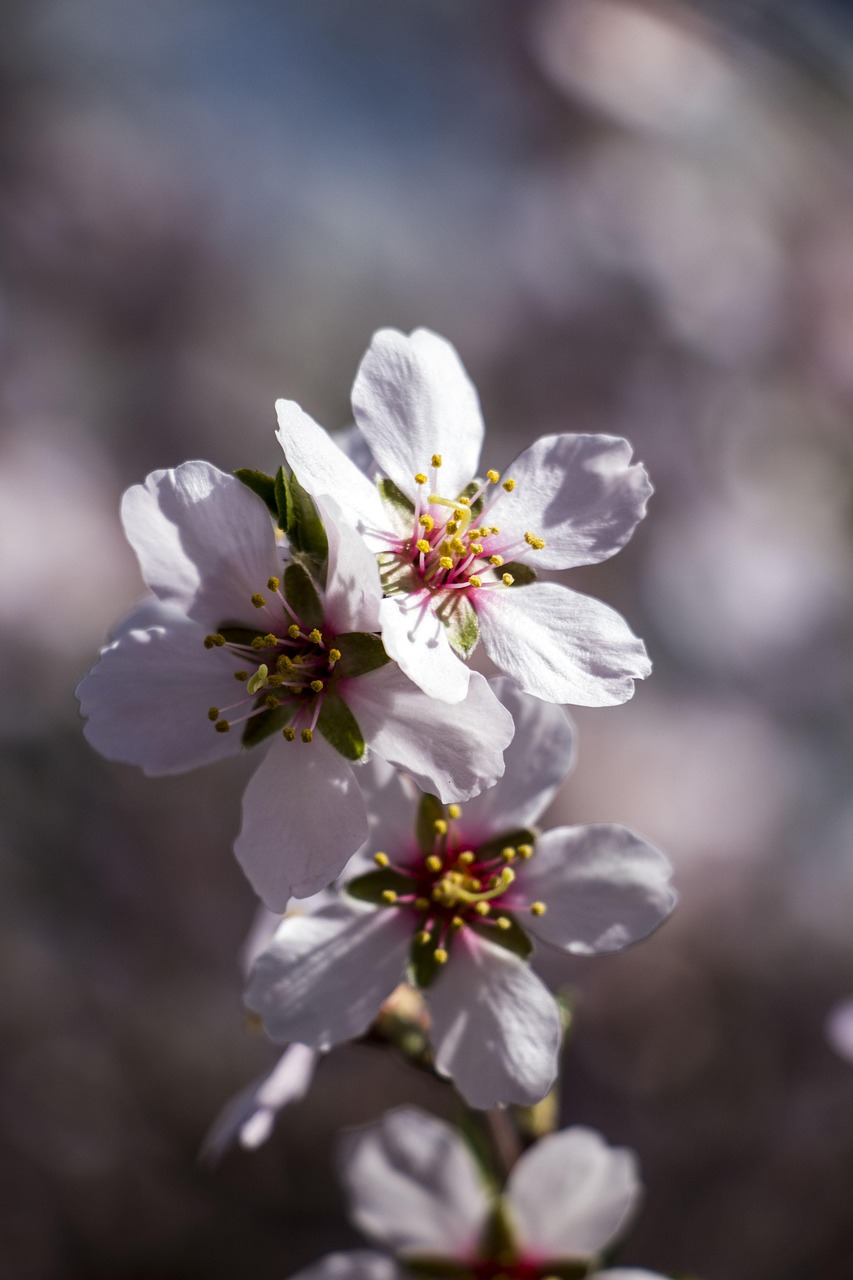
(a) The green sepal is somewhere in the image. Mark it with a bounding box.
[409,918,445,990]
[285,469,329,583]
[470,912,533,961]
[501,560,537,586]
[235,468,278,517]
[415,792,445,854]
[332,632,390,678]
[404,1259,470,1279]
[241,700,293,748]
[436,590,479,660]
[474,828,537,863]
[346,868,417,904]
[317,691,366,761]
[273,466,290,532]
[478,1200,519,1267]
[283,562,324,631]
[377,477,415,518]
[377,551,419,597]
[457,478,486,518]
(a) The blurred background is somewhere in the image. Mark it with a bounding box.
[2,1,853,1276]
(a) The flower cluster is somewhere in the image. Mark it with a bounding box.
[77,327,676,1271]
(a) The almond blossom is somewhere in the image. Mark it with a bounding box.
[287,1107,669,1280]
[245,679,675,1108]
[276,327,652,704]
[76,461,514,909]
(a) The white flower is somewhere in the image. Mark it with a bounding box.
[826,997,853,1064]
[288,1107,669,1280]
[200,1043,319,1161]
[245,679,676,1108]
[276,327,652,705]
[76,461,514,908]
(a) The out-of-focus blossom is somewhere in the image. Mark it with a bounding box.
[246,679,675,1108]
[200,1043,319,1161]
[287,1107,667,1280]
[76,461,513,908]
[826,998,853,1064]
[277,327,651,705]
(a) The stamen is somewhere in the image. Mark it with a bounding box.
[267,576,280,592]
[469,575,482,588]
[518,843,534,859]
[439,556,453,570]
[458,851,475,865]
[495,916,511,931]
[251,636,266,650]
[502,479,515,492]
[434,819,448,836]
[414,472,428,485]
[310,680,324,693]
[282,727,296,741]
[414,897,430,910]
[431,454,442,467]
[234,670,248,680]
[416,539,430,554]
[215,720,231,733]
[418,514,434,531]
[374,852,389,867]
[204,633,226,649]
[433,948,449,964]
[264,694,279,709]
[450,916,464,930]
[308,628,323,644]
[208,707,219,721]
[328,648,341,664]
[447,804,462,819]
[486,469,500,483]
[251,593,266,608]
[301,729,313,743]
[416,930,431,945]
[381,890,398,905]
[501,847,516,862]
[475,902,490,916]
[502,573,515,586]
[425,855,443,873]
[263,633,278,646]
[524,531,546,550]
[288,624,301,639]
[530,902,547,915]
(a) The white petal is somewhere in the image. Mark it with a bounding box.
[506,1127,640,1260]
[200,1044,319,1161]
[276,399,387,532]
[351,329,484,503]
[510,826,676,956]
[826,997,853,1063]
[289,1252,402,1280]
[490,435,652,570]
[459,677,575,835]
[339,1107,490,1258]
[427,933,561,1108]
[476,582,651,706]
[316,495,383,634]
[378,595,470,704]
[121,461,280,627]
[245,906,411,1048]
[344,666,513,803]
[356,756,421,870]
[336,424,380,479]
[76,621,242,776]
[234,734,367,910]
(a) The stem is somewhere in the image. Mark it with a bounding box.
[486,1107,522,1177]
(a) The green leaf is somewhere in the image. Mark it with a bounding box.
[501,560,537,586]
[286,470,329,583]
[317,691,366,761]
[415,792,445,854]
[470,913,533,961]
[377,477,415,518]
[283,562,324,631]
[273,466,290,532]
[235,468,277,517]
[332,632,390,678]
[474,828,537,864]
[346,868,417,904]
[409,919,445,990]
[241,700,293,748]
[435,590,479,660]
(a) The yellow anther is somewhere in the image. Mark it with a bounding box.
[208,707,219,721]
[310,679,324,693]
[518,843,534,859]
[458,851,475,866]
[416,930,431,945]
[418,514,434,531]
[431,454,442,467]
[457,497,470,507]
[308,628,322,644]
[502,573,515,586]
[425,855,443,873]
[414,897,430,910]
[469,576,482,588]
[474,902,491,916]
[328,648,341,664]
[450,916,464,930]
[489,526,500,535]
[434,819,448,836]
[530,902,547,916]
[414,472,428,485]
[234,670,248,680]
[277,654,294,672]
[489,555,503,566]
[486,469,500,483]
[496,916,512,931]
[451,538,465,555]
[265,694,279,709]
[288,624,301,639]
[215,720,231,733]
[502,478,515,492]
[267,674,284,688]
[501,847,516,862]
[381,890,398,905]
[434,948,449,965]
[470,543,483,556]
[416,539,430,555]
[251,636,266,650]
[446,521,459,535]
[524,532,546,550]
[301,729,313,743]
[439,556,454,570]
[204,633,226,649]
[267,576,280,592]
[453,508,466,521]
[501,867,516,886]
[251,593,266,608]
[448,804,462,819]
[374,852,389,867]
[263,633,278,646]
[282,727,296,741]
